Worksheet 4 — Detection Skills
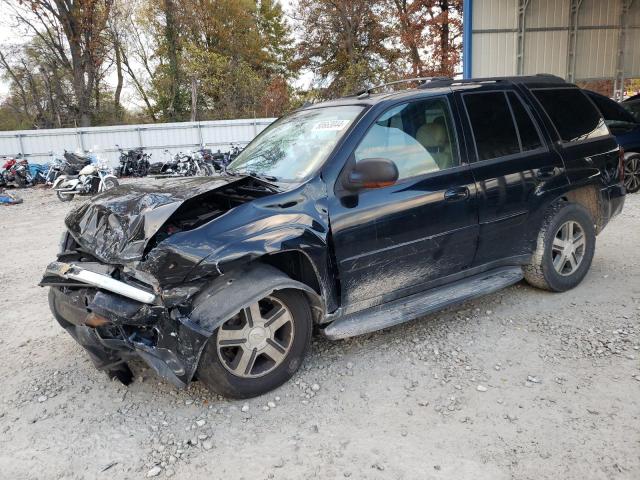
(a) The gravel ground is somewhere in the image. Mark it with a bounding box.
[0,185,639,480]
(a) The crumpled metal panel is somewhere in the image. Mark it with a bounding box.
[64,176,241,263]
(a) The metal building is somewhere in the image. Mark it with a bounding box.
[463,0,640,97]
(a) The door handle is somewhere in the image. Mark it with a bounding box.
[444,186,470,202]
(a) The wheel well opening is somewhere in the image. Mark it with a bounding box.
[561,185,603,233]
[262,251,322,296]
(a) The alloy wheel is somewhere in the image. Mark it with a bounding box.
[624,156,640,193]
[216,296,295,378]
[551,220,586,276]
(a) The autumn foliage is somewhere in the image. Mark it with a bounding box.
[0,0,464,129]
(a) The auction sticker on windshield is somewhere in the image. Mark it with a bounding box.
[312,119,351,131]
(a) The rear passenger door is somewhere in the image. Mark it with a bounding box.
[457,89,567,265]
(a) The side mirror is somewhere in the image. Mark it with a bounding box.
[343,157,399,191]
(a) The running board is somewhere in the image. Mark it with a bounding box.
[322,266,523,340]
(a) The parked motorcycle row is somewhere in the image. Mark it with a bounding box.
[147,144,243,177]
[0,143,244,203]
[1,150,120,203]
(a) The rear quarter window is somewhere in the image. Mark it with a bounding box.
[532,88,609,142]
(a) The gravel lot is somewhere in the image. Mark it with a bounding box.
[0,185,639,480]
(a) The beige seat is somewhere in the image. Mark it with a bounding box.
[415,121,453,170]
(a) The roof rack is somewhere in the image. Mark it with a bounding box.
[353,77,454,98]
[417,73,567,90]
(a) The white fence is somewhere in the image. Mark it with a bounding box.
[0,118,276,166]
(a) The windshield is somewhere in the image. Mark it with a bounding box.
[227,105,364,182]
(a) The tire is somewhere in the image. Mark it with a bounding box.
[56,190,75,202]
[624,153,640,194]
[196,289,312,399]
[523,202,596,292]
[103,178,119,191]
[202,163,215,176]
[15,175,27,188]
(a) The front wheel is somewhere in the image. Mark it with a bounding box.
[102,177,119,191]
[56,190,75,202]
[524,202,596,292]
[624,153,640,194]
[196,289,312,399]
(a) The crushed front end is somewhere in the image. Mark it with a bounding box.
[43,236,212,387]
[40,176,278,387]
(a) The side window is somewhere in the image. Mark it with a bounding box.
[354,97,460,181]
[532,88,609,142]
[507,92,543,152]
[463,92,520,161]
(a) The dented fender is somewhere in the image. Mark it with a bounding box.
[189,263,323,334]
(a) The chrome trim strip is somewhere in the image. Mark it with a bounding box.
[45,261,156,304]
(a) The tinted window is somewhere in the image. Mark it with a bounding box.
[533,88,609,142]
[355,98,459,180]
[464,92,520,161]
[507,92,543,152]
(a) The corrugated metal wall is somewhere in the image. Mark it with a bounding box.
[470,0,640,82]
[0,118,276,166]
[625,2,640,76]
[472,0,518,76]
[524,0,570,77]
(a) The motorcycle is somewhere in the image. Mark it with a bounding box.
[44,150,94,186]
[227,142,243,162]
[197,148,227,172]
[116,145,150,177]
[52,162,119,202]
[189,150,216,176]
[44,156,65,185]
[149,149,179,176]
[176,151,215,176]
[1,157,33,188]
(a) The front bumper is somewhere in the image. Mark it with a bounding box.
[47,283,209,388]
[45,261,156,304]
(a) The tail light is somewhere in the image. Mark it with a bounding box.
[619,147,625,185]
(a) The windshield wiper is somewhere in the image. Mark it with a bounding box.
[248,171,278,182]
[227,169,281,191]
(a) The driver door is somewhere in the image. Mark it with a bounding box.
[328,97,479,311]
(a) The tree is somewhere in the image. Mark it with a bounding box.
[2,0,114,127]
[139,0,294,121]
[389,0,462,78]
[0,38,77,128]
[294,0,400,99]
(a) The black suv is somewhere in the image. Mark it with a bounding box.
[41,75,625,398]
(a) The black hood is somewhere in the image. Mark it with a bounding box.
[65,176,246,264]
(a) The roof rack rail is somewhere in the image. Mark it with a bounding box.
[417,73,567,90]
[353,77,453,98]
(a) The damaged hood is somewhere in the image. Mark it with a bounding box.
[65,176,243,263]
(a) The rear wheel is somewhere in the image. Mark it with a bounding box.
[524,202,596,292]
[197,289,312,399]
[624,153,640,193]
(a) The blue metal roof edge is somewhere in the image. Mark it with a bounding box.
[463,0,472,79]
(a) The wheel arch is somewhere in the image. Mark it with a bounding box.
[559,184,604,233]
[189,262,325,338]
